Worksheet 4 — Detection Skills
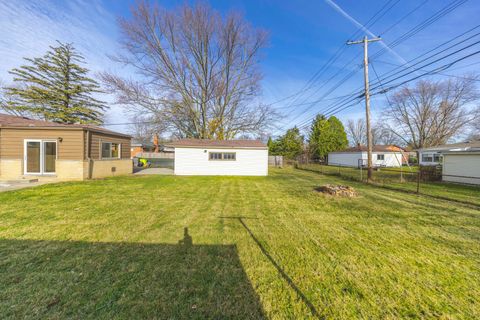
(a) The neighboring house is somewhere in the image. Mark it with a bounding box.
[328,145,404,168]
[130,142,155,158]
[0,114,132,181]
[418,140,480,166]
[165,139,268,176]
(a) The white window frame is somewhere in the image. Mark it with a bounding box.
[23,139,58,175]
[100,141,121,160]
[422,153,433,163]
[377,154,385,161]
[208,152,236,161]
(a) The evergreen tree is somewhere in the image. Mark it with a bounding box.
[267,137,279,155]
[328,116,348,151]
[308,114,348,160]
[4,41,106,124]
[272,127,304,159]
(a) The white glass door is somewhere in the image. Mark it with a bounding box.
[24,140,57,175]
[25,141,41,174]
[43,141,57,173]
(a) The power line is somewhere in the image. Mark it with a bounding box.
[278,0,402,112]
[289,23,480,130]
[294,44,480,131]
[280,0,451,124]
[371,0,469,60]
[322,49,480,119]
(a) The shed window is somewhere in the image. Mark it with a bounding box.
[209,152,236,161]
[422,154,433,162]
[101,142,120,159]
[377,154,385,161]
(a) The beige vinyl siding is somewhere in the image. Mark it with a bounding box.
[0,128,84,160]
[90,132,131,160]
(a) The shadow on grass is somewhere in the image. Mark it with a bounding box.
[221,216,324,319]
[0,229,265,319]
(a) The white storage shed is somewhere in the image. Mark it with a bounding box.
[328,145,404,168]
[166,139,268,176]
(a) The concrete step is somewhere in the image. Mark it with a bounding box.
[0,178,39,184]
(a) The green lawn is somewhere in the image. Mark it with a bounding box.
[1,168,479,319]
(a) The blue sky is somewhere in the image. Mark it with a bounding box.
[1,0,479,136]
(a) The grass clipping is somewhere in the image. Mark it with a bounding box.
[315,184,358,197]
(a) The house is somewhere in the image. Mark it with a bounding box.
[165,139,268,176]
[442,148,480,185]
[0,114,132,181]
[418,140,480,166]
[328,145,404,168]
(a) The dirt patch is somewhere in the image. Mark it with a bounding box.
[315,184,358,197]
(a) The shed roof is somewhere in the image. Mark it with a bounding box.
[165,138,267,149]
[0,113,131,138]
[330,145,404,153]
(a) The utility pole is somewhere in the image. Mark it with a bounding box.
[347,36,381,182]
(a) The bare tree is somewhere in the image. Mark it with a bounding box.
[346,119,366,146]
[374,124,402,145]
[383,77,479,149]
[101,2,275,139]
[129,113,168,144]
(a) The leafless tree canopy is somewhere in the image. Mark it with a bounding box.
[101,1,274,139]
[346,118,399,146]
[346,119,367,146]
[383,77,479,149]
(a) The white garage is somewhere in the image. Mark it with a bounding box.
[442,150,480,185]
[166,139,268,176]
[328,145,404,168]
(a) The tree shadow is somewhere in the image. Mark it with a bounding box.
[0,229,265,319]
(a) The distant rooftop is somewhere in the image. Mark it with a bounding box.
[418,140,480,152]
[0,113,131,138]
[165,138,267,149]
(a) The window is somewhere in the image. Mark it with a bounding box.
[433,153,442,163]
[209,152,236,161]
[422,153,433,162]
[101,142,120,159]
[377,154,385,161]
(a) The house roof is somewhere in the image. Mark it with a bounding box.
[329,145,404,153]
[418,140,480,152]
[165,138,267,149]
[0,113,131,138]
[441,148,480,155]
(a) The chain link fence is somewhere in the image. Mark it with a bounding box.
[296,161,480,207]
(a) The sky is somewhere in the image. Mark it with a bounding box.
[1,0,479,137]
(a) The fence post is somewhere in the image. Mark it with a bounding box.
[416,169,420,194]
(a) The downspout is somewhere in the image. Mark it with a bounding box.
[86,130,93,179]
[0,127,2,177]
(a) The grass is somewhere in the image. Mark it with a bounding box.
[1,168,479,319]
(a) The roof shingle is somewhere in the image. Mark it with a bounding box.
[165,138,267,149]
[0,113,131,138]
[330,145,404,153]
